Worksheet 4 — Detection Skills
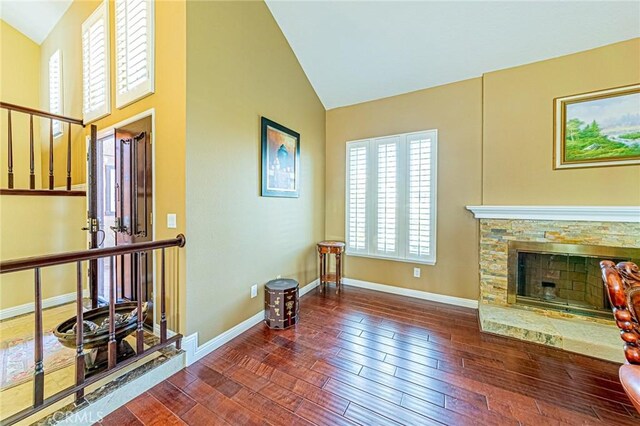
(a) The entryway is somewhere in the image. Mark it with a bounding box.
[89,115,154,327]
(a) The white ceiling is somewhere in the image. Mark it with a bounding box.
[266,1,640,109]
[0,0,72,44]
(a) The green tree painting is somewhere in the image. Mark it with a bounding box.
[563,91,640,163]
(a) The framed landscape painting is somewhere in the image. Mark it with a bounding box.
[261,117,300,197]
[554,84,640,169]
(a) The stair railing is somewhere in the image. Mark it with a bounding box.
[1,101,95,192]
[0,234,186,425]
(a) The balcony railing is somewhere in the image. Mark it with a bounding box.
[1,101,94,192]
[0,234,186,425]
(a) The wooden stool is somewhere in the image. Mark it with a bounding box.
[317,241,346,294]
[264,279,299,329]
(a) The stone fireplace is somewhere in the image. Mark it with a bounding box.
[467,206,640,362]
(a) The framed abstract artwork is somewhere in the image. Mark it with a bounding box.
[554,84,640,169]
[261,117,300,197]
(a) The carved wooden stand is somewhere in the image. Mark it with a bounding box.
[317,241,345,294]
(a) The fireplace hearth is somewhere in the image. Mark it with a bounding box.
[507,241,640,318]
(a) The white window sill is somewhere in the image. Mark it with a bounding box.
[345,251,436,266]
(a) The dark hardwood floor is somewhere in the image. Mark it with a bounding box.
[98,285,637,425]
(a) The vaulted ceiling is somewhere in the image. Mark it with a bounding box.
[266,1,640,109]
[0,0,72,44]
[2,1,638,109]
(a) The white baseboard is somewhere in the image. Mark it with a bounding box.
[183,279,319,365]
[54,183,87,191]
[152,324,178,339]
[0,290,89,321]
[342,277,479,309]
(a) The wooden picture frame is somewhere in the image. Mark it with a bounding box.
[261,117,300,198]
[554,84,640,169]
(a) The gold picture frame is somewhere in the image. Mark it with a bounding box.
[553,84,640,169]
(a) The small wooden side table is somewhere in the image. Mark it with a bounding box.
[317,241,346,294]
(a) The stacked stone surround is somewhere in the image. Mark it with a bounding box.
[479,219,640,306]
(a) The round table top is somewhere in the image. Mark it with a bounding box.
[318,240,346,248]
[265,278,299,291]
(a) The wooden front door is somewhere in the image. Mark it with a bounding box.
[113,116,153,326]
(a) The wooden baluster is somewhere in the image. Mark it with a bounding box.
[136,252,144,354]
[7,110,13,188]
[34,268,44,406]
[75,261,85,400]
[160,248,167,343]
[66,122,72,190]
[29,114,35,189]
[49,119,54,190]
[108,256,117,369]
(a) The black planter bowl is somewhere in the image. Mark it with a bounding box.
[53,302,147,350]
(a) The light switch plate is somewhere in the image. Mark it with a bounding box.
[167,214,177,229]
[251,284,258,298]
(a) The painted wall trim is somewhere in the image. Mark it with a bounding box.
[342,277,479,309]
[183,279,319,365]
[466,205,640,223]
[0,290,89,321]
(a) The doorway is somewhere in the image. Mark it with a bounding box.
[89,115,154,327]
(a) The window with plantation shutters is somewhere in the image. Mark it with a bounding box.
[49,50,63,137]
[375,137,398,255]
[345,130,437,264]
[82,0,110,123]
[407,133,435,261]
[346,142,368,253]
[115,0,154,108]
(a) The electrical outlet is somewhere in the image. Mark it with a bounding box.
[251,284,258,298]
[413,267,421,278]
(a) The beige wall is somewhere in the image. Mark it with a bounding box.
[39,0,187,330]
[186,1,326,343]
[325,79,483,300]
[0,20,42,189]
[0,195,86,310]
[483,38,640,205]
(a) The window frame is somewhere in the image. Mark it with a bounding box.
[345,129,438,265]
[115,0,155,109]
[82,0,111,123]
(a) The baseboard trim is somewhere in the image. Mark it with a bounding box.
[0,290,89,321]
[342,277,479,309]
[183,279,319,365]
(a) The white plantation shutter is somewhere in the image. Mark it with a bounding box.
[407,132,437,262]
[115,0,154,108]
[49,50,63,137]
[375,138,398,255]
[346,142,368,252]
[345,130,437,264]
[82,1,110,123]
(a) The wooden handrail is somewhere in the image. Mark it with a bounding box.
[0,234,186,274]
[0,101,84,126]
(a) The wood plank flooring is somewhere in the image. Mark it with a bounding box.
[98,286,637,425]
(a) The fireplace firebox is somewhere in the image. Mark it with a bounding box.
[507,241,640,318]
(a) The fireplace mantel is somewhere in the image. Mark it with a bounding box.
[466,205,640,223]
